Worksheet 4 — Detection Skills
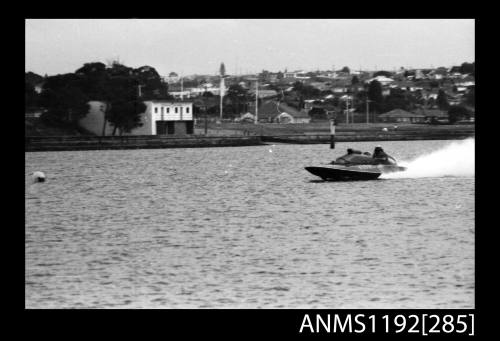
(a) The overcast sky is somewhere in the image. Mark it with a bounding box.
[26,19,474,76]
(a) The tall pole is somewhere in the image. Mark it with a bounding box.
[350,96,354,124]
[254,79,259,124]
[366,99,370,124]
[204,107,208,135]
[345,97,349,124]
[219,77,224,121]
[180,76,184,100]
[330,118,336,149]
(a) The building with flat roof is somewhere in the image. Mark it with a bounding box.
[79,100,194,136]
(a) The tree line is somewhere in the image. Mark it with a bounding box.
[26,61,172,135]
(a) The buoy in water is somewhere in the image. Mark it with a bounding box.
[382,127,388,132]
[32,171,46,183]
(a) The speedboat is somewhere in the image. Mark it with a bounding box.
[305,148,406,181]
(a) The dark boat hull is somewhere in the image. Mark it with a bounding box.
[305,166,382,181]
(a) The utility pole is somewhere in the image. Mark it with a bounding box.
[345,97,349,124]
[219,62,225,122]
[180,75,184,100]
[204,107,208,135]
[350,96,354,124]
[366,99,371,124]
[254,79,259,124]
[219,77,224,121]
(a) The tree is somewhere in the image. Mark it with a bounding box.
[226,84,249,116]
[25,82,38,109]
[308,107,327,121]
[39,73,90,126]
[382,88,410,112]
[437,89,449,110]
[75,62,107,76]
[448,105,470,124]
[464,87,475,107]
[107,100,147,135]
[460,62,474,75]
[134,65,169,99]
[368,80,383,112]
[340,66,350,74]
[100,76,143,135]
[292,81,320,99]
[351,75,359,85]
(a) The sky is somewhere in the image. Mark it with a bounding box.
[25,19,475,77]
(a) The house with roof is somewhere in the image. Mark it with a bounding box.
[365,75,395,86]
[239,112,256,123]
[413,108,449,123]
[379,109,426,123]
[250,100,310,123]
[454,76,475,88]
[248,89,279,99]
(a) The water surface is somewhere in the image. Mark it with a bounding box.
[25,140,474,308]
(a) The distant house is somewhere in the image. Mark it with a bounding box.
[379,109,426,123]
[248,89,278,99]
[413,108,448,122]
[365,75,395,86]
[454,76,475,87]
[239,112,256,123]
[428,67,448,80]
[252,100,311,123]
[283,70,310,81]
[79,100,194,136]
[308,82,329,91]
[332,86,347,94]
[25,109,44,119]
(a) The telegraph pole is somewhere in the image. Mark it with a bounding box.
[366,99,371,124]
[255,79,259,124]
[345,97,349,124]
[219,62,225,122]
[219,77,224,121]
[330,118,336,149]
[180,75,184,100]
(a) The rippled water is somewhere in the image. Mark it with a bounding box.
[25,140,474,308]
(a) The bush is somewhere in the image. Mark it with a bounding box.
[448,105,470,124]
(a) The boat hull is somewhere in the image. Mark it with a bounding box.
[305,166,382,181]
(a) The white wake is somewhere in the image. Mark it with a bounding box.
[383,138,475,179]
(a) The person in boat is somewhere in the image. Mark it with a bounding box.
[373,146,389,161]
[347,148,362,155]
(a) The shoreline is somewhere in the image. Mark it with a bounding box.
[26,128,474,152]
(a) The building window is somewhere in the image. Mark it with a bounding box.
[186,107,190,114]
[175,107,178,113]
[166,107,170,113]
[154,107,158,114]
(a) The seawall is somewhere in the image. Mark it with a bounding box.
[25,127,475,152]
[25,135,265,152]
[261,128,475,144]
